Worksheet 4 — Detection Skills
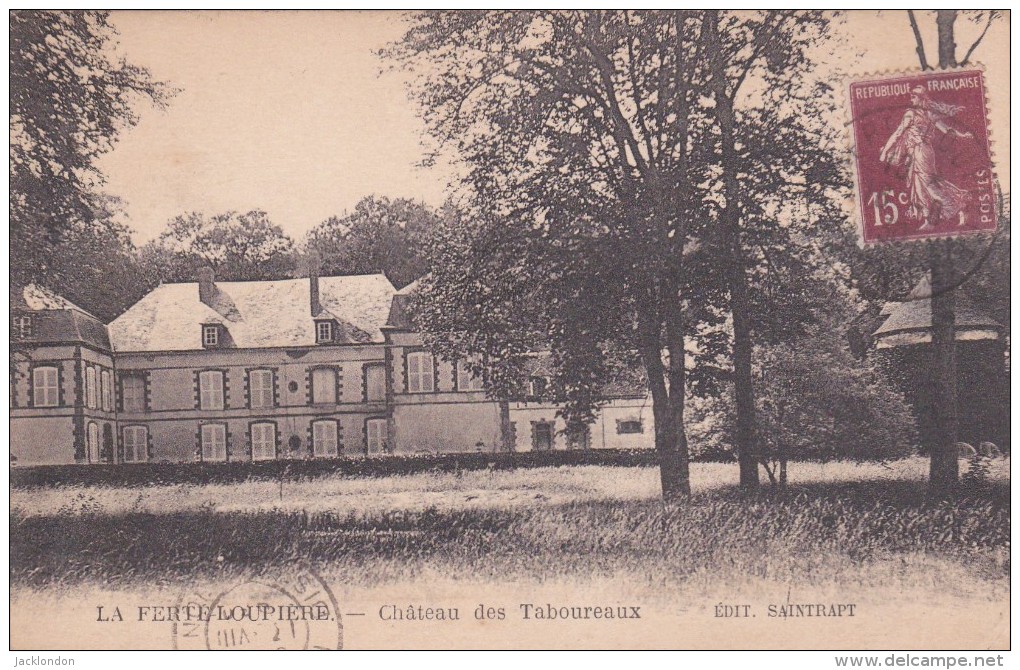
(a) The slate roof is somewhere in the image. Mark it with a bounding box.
[12,284,98,319]
[10,285,111,351]
[873,274,1002,338]
[522,353,648,399]
[384,279,420,330]
[109,274,397,352]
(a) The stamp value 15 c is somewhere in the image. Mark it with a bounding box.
[848,69,997,244]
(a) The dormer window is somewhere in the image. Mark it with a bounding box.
[315,320,334,344]
[528,376,549,400]
[202,324,221,348]
[12,314,33,339]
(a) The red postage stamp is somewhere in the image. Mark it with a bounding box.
[848,69,997,244]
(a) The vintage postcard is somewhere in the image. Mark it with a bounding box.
[9,9,1010,657]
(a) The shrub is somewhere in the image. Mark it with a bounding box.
[10,449,662,489]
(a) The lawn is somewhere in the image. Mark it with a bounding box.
[10,457,1010,650]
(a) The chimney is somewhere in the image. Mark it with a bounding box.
[307,252,321,316]
[198,266,216,306]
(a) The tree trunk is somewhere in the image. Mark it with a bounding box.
[936,10,958,67]
[705,10,760,489]
[499,398,515,466]
[663,271,693,498]
[928,10,960,496]
[928,242,959,493]
[639,303,690,501]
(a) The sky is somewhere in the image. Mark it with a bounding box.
[96,10,1010,244]
[98,11,453,243]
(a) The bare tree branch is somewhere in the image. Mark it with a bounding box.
[907,10,932,70]
[960,11,997,66]
[729,12,788,99]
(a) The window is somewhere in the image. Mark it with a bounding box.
[203,325,220,347]
[366,418,387,455]
[532,421,554,451]
[123,426,148,463]
[250,423,277,461]
[312,420,339,458]
[316,321,333,343]
[201,424,227,461]
[32,366,59,407]
[311,368,337,404]
[365,365,386,402]
[528,376,548,399]
[122,375,146,412]
[87,422,101,463]
[248,369,275,408]
[12,315,33,338]
[85,366,98,409]
[457,360,484,392]
[198,371,225,410]
[101,369,113,412]
[406,351,434,393]
[617,420,643,435]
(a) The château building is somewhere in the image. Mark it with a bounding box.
[10,270,653,466]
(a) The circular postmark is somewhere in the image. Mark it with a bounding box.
[172,567,343,650]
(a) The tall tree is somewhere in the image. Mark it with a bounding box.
[896,10,1004,495]
[700,10,844,487]
[138,210,296,284]
[390,11,706,499]
[391,11,844,497]
[10,10,169,287]
[415,207,543,454]
[304,196,439,288]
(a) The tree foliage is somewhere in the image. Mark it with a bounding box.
[42,196,148,322]
[688,297,918,479]
[10,10,170,287]
[138,210,296,284]
[390,11,712,497]
[304,196,439,289]
[756,346,917,467]
[390,10,846,497]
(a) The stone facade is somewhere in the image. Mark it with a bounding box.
[10,276,655,466]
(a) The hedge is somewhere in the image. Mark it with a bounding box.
[10,448,666,489]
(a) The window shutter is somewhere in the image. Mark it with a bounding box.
[33,367,59,407]
[312,369,336,404]
[313,421,338,457]
[250,370,273,408]
[202,424,227,461]
[252,423,276,461]
[200,371,224,410]
[366,365,385,401]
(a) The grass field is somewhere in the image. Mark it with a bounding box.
[10,457,1010,649]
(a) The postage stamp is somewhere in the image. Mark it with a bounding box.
[848,69,997,244]
[171,567,343,650]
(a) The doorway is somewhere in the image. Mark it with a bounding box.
[532,421,554,451]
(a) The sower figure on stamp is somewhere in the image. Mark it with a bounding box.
[879,85,974,228]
